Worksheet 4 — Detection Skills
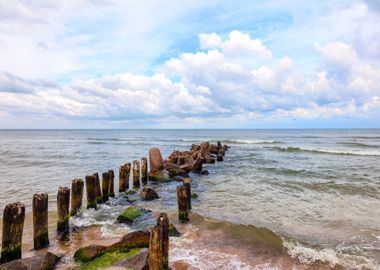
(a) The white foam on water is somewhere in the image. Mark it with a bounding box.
[283,239,379,270]
[274,146,380,156]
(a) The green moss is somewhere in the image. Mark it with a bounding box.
[0,243,21,264]
[117,206,142,223]
[34,228,49,249]
[96,196,103,204]
[57,215,69,231]
[77,249,141,270]
[109,192,115,197]
[191,193,198,199]
[87,202,97,209]
[178,211,189,222]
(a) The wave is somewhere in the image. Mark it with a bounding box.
[223,139,280,144]
[283,239,379,270]
[271,146,380,156]
[339,142,380,149]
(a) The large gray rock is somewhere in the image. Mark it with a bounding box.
[0,252,60,270]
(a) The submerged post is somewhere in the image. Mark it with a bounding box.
[0,202,25,263]
[102,172,110,202]
[57,187,70,233]
[176,185,189,222]
[85,175,97,209]
[93,173,103,204]
[33,193,49,250]
[132,160,140,188]
[108,169,115,197]
[141,157,148,185]
[70,179,84,216]
[183,178,192,210]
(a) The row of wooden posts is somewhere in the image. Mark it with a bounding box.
[0,156,192,267]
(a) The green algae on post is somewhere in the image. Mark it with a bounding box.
[33,193,49,249]
[71,179,84,216]
[176,185,189,222]
[183,178,192,210]
[85,175,97,209]
[0,202,25,264]
[57,187,70,232]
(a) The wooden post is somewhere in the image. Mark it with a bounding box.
[157,213,169,269]
[57,187,70,232]
[176,185,189,222]
[33,193,49,250]
[93,173,103,204]
[102,172,110,202]
[183,178,192,210]
[119,163,131,192]
[141,157,148,185]
[0,202,25,263]
[108,169,115,197]
[70,179,84,216]
[85,175,97,209]
[149,226,163,270]
[132,160,140,188]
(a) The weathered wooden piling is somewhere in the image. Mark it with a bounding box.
[108,169,115,197]
[176,185,189,222]
[0,202,25,263]
[93,173,103,204]
[57,187,70,232]
[141,157,148,185]
[132,160,140,188]
[33,193,49,250]
[70,179,84,216]
[183,178,192,210]
[85,175,97,209]
[119,163,131,192]
[157,213,169,269]
[149,225,162,270]
[102,172,110,202]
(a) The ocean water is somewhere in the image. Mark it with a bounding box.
[0,129,379,269]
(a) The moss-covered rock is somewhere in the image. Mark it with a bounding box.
[116,206,144,224]
[191,193,198,199]
[74,245,108,263]
[0,252,60,270]
[76,249,141,270]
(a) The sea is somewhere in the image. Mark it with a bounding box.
[0,129,379,269]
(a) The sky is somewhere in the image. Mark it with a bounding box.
[0,0,379,128]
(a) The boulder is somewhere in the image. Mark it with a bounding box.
[0,252,60,270]
[149,170,170,182]
[116,206,149,224]
[149,147,164,172]
[111,230,150,249]
[74,230,150,263]
[114,248,149,270]
[140,187,159,201]
[201,170,209,175]
[74,245,108,263]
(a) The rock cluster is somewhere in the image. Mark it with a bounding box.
[165,141,228,175]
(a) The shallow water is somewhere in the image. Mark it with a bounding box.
[0,129,379,269]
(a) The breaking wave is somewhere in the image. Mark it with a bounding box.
[271,146,380,156]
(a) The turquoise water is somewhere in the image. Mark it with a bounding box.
[0,129,379,269]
